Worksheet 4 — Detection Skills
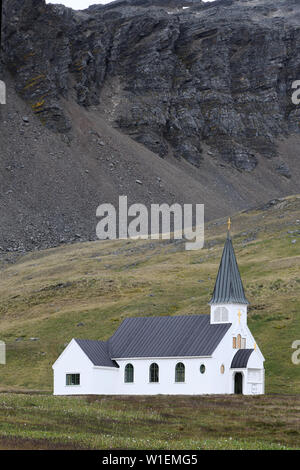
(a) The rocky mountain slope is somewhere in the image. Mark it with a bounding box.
[1,0,300,252]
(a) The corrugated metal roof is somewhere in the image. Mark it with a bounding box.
[209,232,249,305]
[109,314,231,359]
[231,348,254,368]
[75,339,119,368]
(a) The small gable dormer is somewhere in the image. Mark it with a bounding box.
[209,219,249,326]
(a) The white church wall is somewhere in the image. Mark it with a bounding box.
[113,357,217,395]
[245,350,265,394]
[92,366,119,394]
[231,368,264,395]
[244,326,265,362]
[212,325,238,394]
[213,325,265,395]
[54,352,235,396]
[53,339,95,395]
[53,339,121,395]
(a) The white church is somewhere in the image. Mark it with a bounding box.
[52,223,265,396]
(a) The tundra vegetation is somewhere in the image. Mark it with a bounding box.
[0,196,300,449]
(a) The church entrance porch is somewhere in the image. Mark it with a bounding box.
[234,372,243,394]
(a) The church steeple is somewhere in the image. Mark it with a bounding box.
[209,219,249,306]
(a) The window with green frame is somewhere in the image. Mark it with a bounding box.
[175,362,185,382]
[66,373,80,386]
[124,363,134,383]
[149,363,159,383]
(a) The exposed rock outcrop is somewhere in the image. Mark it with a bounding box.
[3,0,300,170]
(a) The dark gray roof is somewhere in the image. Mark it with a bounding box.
[75,339,119,368]
[108,314,231,359]
[231,349,254,368]
[209,232,249,305]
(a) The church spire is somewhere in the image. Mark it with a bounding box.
[209,219,249,305]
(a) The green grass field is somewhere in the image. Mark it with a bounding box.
[0,393,299,450]
[0,195,299,449]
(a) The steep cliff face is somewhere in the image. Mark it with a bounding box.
[2,0,72,132]
[3,0,300,171]
[1,0,300,253]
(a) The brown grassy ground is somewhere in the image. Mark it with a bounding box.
[0,436,80,450]
[0,392,299,450]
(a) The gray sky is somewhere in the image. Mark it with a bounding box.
[46,1,214,11]
[46,0,113,8]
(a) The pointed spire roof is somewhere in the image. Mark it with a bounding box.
[209,220,249,305]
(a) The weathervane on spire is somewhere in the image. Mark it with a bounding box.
[227,217,231,232]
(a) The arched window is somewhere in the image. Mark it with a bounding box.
[221,307,229,322]
[214,307,221,322]
[149,363,159,383]
[233,337,237,349]
[237,334,242,349]
[175,362,185,383]
[214,307,229,322]
[220,364,225,374]
[200,364,206,374]
[124,363,134,383]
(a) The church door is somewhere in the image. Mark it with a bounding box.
[234,372,243,394]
